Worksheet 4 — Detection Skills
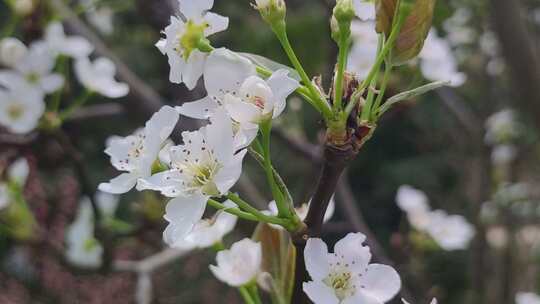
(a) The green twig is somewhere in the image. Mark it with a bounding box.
[333,35,350,111]
[207,199,259,222]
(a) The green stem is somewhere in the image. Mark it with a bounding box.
[59,89,93,121]
[271,21,332,120]
[371,61,393,121]
[226,193,293,229]
[358,13,405,93]
[239,287,256,304]
[248,284,263,304]
[259,120,290,218]
[333,35,350,111]
[207,199,259,222]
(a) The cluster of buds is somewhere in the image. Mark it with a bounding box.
[254,0,287,26]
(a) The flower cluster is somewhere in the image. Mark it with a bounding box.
[0,22,127,134]
[396,185,475,250]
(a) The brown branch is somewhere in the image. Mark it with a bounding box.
[490,0,540,130]
[67,103,125,121]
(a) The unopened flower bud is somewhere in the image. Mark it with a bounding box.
[0,38,27,67]
[334,0,356,24]
[376,0,436,65]
[13,0,34,16]
[254,0,286,26]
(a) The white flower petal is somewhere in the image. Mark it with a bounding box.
[266,69,299,118]
[333,232,372,271]
[182,50,206,90]
[303,281,339,304]
[204,12,229,36]
[359,264,402,302]
[178,0,214,19]
[98,173,138,194]
[39,73,64,93]
[213,149,247,194]
[204,48,256,97]
[8,158,29,186]
[304,238,331,281]
[163,194,207,245]
[176,96,219,119]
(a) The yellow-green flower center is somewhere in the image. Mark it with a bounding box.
[178,20,209,61]
[323,269,356,300]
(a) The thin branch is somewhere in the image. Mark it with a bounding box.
[67,103,125,121]
[114,248,190,274]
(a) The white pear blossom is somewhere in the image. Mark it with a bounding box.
[166,200,238,249]
[396,185,431,230]
[0,38,28,67]
[425,210,475,251]
[99,106,179,194]
[303,233,401,304]
[65,198,103,268]
[0,79,45,134]
[516,292,540,304]
[347,21,378,80]
[353,0,375,21]
[177,48,298,148]
[419,29,466,87]
[156,0,229,89]
[138,110,247,242]
[210,238,262,287]
[74,57,129,98]
[396,185,475,250]
[0,42,64,94]
[43,22,93,59]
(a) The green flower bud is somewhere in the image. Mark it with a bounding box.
[375,0,436,65]
[254,0,287,26]
[333,0,356,25]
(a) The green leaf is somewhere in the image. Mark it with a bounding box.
[252,223,296,304]
[377,80,449,116]
[239,52,301,81]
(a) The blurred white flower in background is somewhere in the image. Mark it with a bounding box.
[156,0,229,89]
[396,185,475,250]
[396,185,431,230]
[491,144,517,166]
[0,158,30,210]
[0,42,64,94]
[0,38,28,67]
[8,158,30,186]
[12,0,34,16]
[303,233,401,304]
[443,8,475,46]
[65,198,103,268]
[426,210,475,251]
[210,238,262,287]
[484,109,524,145]
[99,106,179,194]
[166,200,238,250]
[78,0,115,36]
[353,0,376,21]
[486,226,509,249]
[74,57,129,98]
[43,22,94,59]
[516,292,540,304]
[0,79,45,134]
[419,30,467,87]
[347,20,378,80]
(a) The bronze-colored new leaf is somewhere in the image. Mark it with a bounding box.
[375,0,436,65]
